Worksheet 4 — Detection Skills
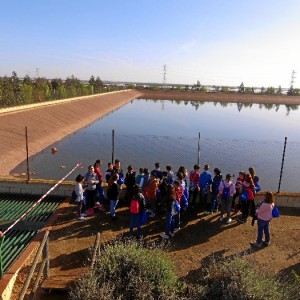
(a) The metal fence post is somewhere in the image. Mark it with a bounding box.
[278,137,287,193]
[197,132,200,165]
[0,235,5,278]
[25,126,30,181]
[112,129,115,164]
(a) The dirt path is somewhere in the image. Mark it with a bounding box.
[10,204,300,300]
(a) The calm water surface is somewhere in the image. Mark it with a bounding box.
[13,100,300,192]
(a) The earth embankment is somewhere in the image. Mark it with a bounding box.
[138,89,300,105]
[0,90,142,176]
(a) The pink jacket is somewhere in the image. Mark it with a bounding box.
[256,202,274,221]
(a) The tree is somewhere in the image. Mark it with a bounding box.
[277,85,282,95]
[10,71,22,104]
[89,75,95,86]
[94,76,103,93]
[238,82,245,93]
[266,87,275,95]
[199,86,207,92]
[287,85,294,96]
[221,86,230,93]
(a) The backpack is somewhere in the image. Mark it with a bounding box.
[240,189,249,201]
[272,206,280,218]
[254,182,261,193]
[130,199,140,214]
[222,182,232,199]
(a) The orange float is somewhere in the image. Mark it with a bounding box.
[51,147,57,154]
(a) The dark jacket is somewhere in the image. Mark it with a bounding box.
[107,182,120,200]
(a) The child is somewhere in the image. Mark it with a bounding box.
[173,180,184,230]
[105,162,113,182]
[238,174,255,224]
[124,165,136,204]
[129,184,146,239]
[205,167,222,215]
[94,159,105,211]
[106,173,120,221]
[74,174,86,220]
[135,168,144,186]
[218,174,236,224]
[166,165,174,184]
[250,191,275,248]
[145,173,159,218]
[189,164,200,209]
[232,171,245,212]
[158,171,169,212]
[199,164,212,211]
[160,184,177,239]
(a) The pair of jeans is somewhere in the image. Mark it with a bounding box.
[86,189,97,209]
[241,199,250,219]
[257,218,270,244]
[130,213,141,237]
[209,190,219,212]
[165,211,174,235]
[110,199,119,216]
[220,196,231,219]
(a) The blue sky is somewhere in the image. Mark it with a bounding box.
[1,0,300,87]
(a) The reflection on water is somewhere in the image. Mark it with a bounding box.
[145,98,299,115]
[11,99,300,192]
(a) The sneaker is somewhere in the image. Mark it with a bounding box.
[78,216,85,221]
[219,217,224,222]
[160,232,169,239]
[226,218,232,224]
[250,242,262,248]
[262,240,270,247]
[174,227,181,232]
[149,213,156,218]
[81,213,88,217]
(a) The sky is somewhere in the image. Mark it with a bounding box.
[1,0,300,88]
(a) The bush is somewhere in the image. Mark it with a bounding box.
[69,239,178,300]
[198,256,300,300]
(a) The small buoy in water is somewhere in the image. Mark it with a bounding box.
[51,147,57,154]
[61,165,66,169]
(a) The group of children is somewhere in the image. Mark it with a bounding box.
[74,159,275,246]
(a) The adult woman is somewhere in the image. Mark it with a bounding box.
[84,165,99,213]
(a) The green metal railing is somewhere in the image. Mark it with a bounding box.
[0,194,63,276]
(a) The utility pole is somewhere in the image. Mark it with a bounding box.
[163,64,167,86]
[288,70,296,95]
[290,70,296,87]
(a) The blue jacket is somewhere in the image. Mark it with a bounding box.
[199,171,212,191]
